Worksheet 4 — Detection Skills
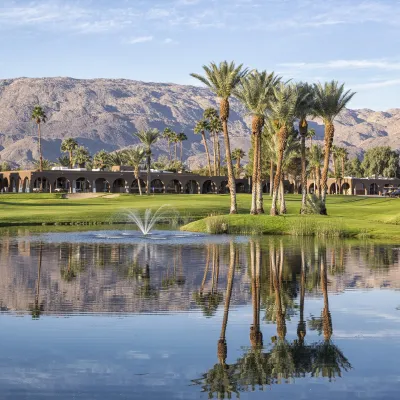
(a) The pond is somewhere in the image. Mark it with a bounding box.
[0,228,399,399]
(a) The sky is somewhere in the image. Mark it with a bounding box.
[1,0,400,110]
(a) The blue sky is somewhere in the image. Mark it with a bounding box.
[1,0,400,110]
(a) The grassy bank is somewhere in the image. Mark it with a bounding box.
[1,193,400,240]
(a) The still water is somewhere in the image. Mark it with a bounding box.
[0,229,399,399]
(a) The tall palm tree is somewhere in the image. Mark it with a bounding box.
[108,151,126,167]
[31,106,47,172]
[296,83,314,213]
[124,146,146,195]
[306,128,316,147]
[194,119,212,176]
[177,132,187,162]
[231,148,245,178]
[134,129,160,195]
[234,70,280,214]
[163,128,174,161]
[313,81,355,214]
[204,107,220,175]
[191,61,248,214]
[269,83,299,216]
[73,146,91,168]
[60,138,78,168]
[309,144,324,197]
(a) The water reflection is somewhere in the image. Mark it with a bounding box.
[0,232,399,398]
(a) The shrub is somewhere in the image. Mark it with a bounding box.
[206,215,229,234]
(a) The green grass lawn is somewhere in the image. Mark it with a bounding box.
[1,193,400,239]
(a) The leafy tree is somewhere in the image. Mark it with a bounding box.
[306,128,316,147]
[57,155,70,167]
[345,157,363,177]
[361,146,399,178]
[0,161,12,171]
[231,148,245,178]
[163,127,175,161]
[33,159,53,170]
[134,129,160,195]
[60,138,78,168]
[309,145,324,197]
[204,107,220,175]
[31,105,47,172]
[124,146,146,195]
[93,150,110,170]
[73,146,91,168]
[194,119,212,176]
[108,151,127,167]
[191,61,248,214]
[313,81,355,214]
[177,132,187,162]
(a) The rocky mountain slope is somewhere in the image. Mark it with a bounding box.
[0,77,399,169]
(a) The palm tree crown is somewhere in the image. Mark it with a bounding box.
[194,119,210,135]
[135,129,160,153]
[31,106,47,124]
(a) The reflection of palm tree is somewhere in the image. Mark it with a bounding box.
[30,242,44,319]
[60,244,84,282]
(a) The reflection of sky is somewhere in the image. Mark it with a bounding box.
[0,290,399,399]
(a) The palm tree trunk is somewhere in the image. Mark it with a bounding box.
[217,133,221,176]
[298,248,306,343]
[300,123,307,213]
[180,142,183,163]
[270,126,288,216]
[320,251,332,341]
[220,99,237,214]
[135,169,142,196]
[316,166,321,198]
[256,132,264,214]
[270,159,274,197]
[201,131,212,176]
[168,141,172,161]
[37,122,43,172]
[279,176,287,214]
[174,143,178,161]
[236,158,240,178]
[250,134,258,215]
[146,154,151,195]
[271,243,286,340]
[200,246,210,294]
[69,151,73,169]
[212,131,217,176]
[321,122,335,214]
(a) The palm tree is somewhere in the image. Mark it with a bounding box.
[108,151,126,167]
[269,83,299,216]
[231,148,245,178]
[331,145,340,194]
[234,70,280,214]
[30,242,44,319]
[191,61,248,214]
[177,132,187,162]
[93,150,110,170]
[309,144,324,197]
[313,81,355,214]
[296,83,314,213]
[336,146,348,192]
[73,146,91,168]
[124,146,146,195]
[31,105,47,172]
[134,129,160,195]
[208,114,223,175]
[306,128,316,147]
[163,128,174,161]
[33,159,53,171]
[172,132,180,161]
[60,138,78,168]
[194,119,212,176]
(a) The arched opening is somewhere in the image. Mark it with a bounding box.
[33,177,50,192]
[236,182,246,193]
[10,177,17,193]
[354,182,365,195]
[329,182,339,194]
[130,178,146,194]
[309,183,317,194]
[370,183,379,195]
[262,183,270,194]
[150,179,165,194]
[76,177,91,193]
[22,177,30,193]
[166,179,182,194]
[341,182,351,195]
[3,178,9,192]
[95,178,110,193]
[113,178,127,193]
[297,184,302,195]
[185,180,199,194]
[54,177,70,192]
[220,180,229,194]
[202,180,217,194]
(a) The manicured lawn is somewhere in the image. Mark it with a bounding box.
[1,193,400,239]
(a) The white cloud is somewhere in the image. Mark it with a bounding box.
[352,79,400,91]
[127,36,153,44]
[279,59,400,71]
[163,38,178,44]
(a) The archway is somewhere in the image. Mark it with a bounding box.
[262,183,271,194]
[329,182,339,194]
[370,183,379,195]
[220,180,229,194]
[185,180,199,194]
[113,178,127,193]
[3,178,9,192]
[10,177,17,193]
[166,179,182,194]
[33,177,50,192]
[309,183,317,194]
[297,184,302,195]
[354,182,365,195]
[76,177,91,193]
[341,182,351,195]
[202,180,217,194]
[130,178,146,194]
[236,182,246,193]
[95,178,110,193]
[54,177,70,192]
[150,179,165,194]
[22,177,30,193]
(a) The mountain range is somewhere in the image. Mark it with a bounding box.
[0,77,399,169]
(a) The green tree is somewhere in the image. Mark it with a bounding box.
[313,81,355,214]
[309,144,324,197]
[234,70,280,214]
[204,107,220,175]
[163,127,175,161]
[33,159,53,170]
[73,146,91,168]
[306,128,316,147]
[134,129,160,195]
[346,157,363,177]
[108,151,127,167]
[177,132,187,162]
[270,83,299,216]
[231,148,245,178]
[361,146,399,178]
[31,105,47,172]
[191,61,248,214]
[194,119,212,176]
[124,146,146,195]
[57,155,70,167]
[60,138,78,168]
[93,150,110,171]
